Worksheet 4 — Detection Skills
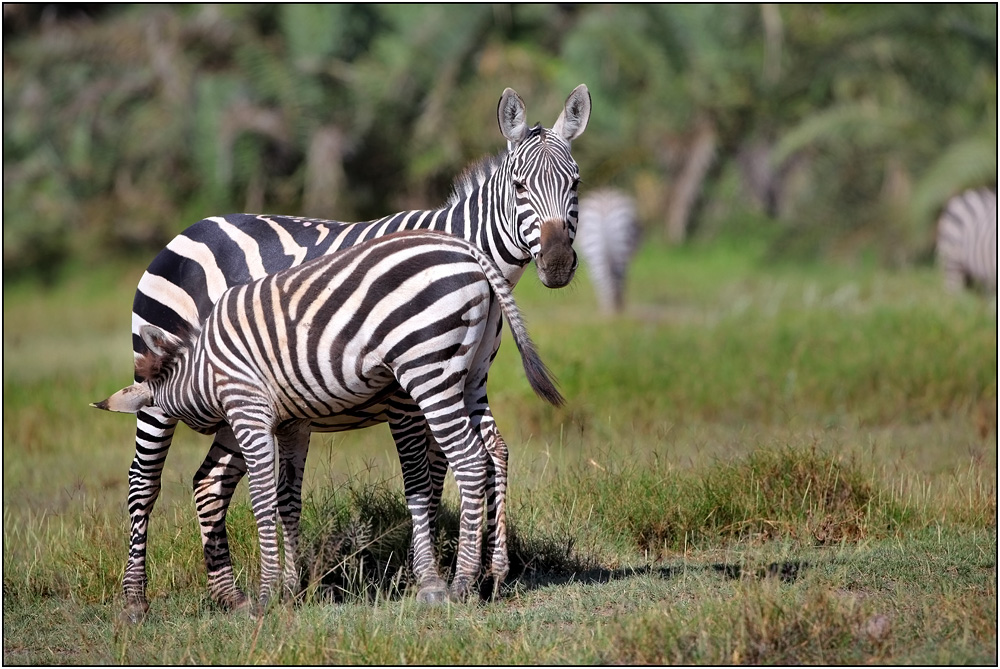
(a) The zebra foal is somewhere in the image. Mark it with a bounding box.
[936,187,997,294]
[575,188,640,313]
[95,230,563,613]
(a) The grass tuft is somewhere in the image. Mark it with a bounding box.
[566,444,910,554]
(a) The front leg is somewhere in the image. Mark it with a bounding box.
[123,406,177,622]
[192,427,250,611]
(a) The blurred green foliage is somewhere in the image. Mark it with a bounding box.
[3,4,996,283]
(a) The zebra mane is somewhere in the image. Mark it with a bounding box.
[135,322,197,382]
[445,152,505,207]
[444,124,545,207]
[135,349,167,383]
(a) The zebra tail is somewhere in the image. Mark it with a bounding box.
[468,246,565,407]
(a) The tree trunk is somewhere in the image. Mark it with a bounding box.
[666,119,716,244]
[303,125,347,219]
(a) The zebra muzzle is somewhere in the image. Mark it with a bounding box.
[535,219,577,288]
[91,382,154,414]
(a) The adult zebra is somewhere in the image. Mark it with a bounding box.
[120,85,590,621]
[575,188,640,313]
[97,231,563,614]
[936,187,997,294]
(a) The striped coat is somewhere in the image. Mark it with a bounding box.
[936,188,997,294]
[96,230,562,612]
[113,84,591,620]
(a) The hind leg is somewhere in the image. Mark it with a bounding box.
[387,397,449,604]
[226,411,282,616]
[478,411,510,595]
[467,306,510,594]
[275,421,311,600]
[429,414,488,602]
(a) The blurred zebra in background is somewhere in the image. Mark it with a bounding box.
[576,188,641,313]
[936,187,997,294]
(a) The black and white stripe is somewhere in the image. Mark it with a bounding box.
[936,187,997,294]
[97,231,563,612]
[117,85,590,619]
[575,188,640,313]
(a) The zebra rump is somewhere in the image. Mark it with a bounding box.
[575,187,641,313]
[936,187,997,294]
[94,230,562,611]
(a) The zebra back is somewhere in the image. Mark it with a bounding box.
[137,231,564,412]
[137,231,563,420]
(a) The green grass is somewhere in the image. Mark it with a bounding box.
[3,241,996,664]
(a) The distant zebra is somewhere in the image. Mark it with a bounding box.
[576,188,640,313]
[936,188,997,294]
[95,231,563,613]
[116,85,590,620]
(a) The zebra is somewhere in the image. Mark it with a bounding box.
[575,188,641,313]
[118,84,590,621]
[95,230,564,614]
[936,187,997,294]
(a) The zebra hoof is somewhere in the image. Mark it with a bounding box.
[448,579,474,604]
[231,597,253,616]
[416,583,449,605]
[119,601,149,624]
[218,589,250,612]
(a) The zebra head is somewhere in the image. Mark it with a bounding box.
[92,325,219,432]
[498,84,591,288]
[91,325,185,414]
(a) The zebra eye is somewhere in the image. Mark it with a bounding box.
[513,180,527,194]
[571,178,581,190]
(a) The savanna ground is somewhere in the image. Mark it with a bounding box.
[3,238,997,664]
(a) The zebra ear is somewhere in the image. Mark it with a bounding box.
[91,383,153,414]
[498,88,529,147]
[139,324,182,358]
[553,84,591,144]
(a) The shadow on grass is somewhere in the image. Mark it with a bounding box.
[299,493,809,605]
[503,559,810,599]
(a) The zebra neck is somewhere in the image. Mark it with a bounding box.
[163,347,224,433]
[427,173,530,287]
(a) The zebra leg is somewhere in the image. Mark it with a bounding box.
[122,406,178,623]
[468,306,509,595]
[610,261,628,313]
[228,415,282,616]
[275,421,310,601]
[444,424,489,603]
[479,413,510,596]
[421,436,450,551]
[421,410,487,603]
[387,407,448,604]
[191,427,250,611]
[942,261,967,293]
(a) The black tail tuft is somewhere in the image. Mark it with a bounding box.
[515,338,564,407]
